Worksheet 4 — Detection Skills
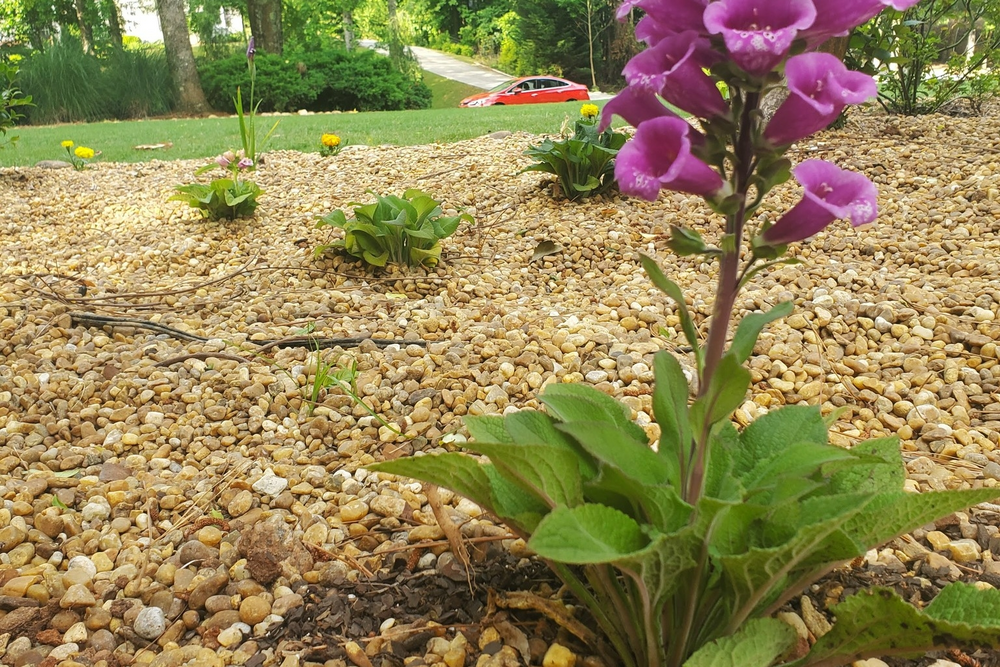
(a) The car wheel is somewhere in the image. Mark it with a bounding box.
[566,99,577,102]
[493,103,504,105]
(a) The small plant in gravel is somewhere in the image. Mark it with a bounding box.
[172,38,273,221]
[521,103,627,201]
[320,133,344,157]
[170,150,262,220]
[61,140,96,170]
[315,189,472,269]
[372,1,1000,666]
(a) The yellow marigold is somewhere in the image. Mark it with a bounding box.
[74,146,95,160]
[321,133,341,148]
[581,103,600,119]
[61,140,74,148]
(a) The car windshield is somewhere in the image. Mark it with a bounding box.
[488,79,521,93]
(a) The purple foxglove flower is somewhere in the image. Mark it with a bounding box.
[801,0,921,42]
[216,154,231,169]
[622,0,710,44]
[623,31,729,119]
[247,36,255,61]
[599,85,678,132]
[616,116,723,201]
[703,0,816,76]
[764,53,876,146]
[238,157,254,170]
[223,150,237,163]
[762,159,877,246]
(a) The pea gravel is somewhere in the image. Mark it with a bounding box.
[3,112,1000,667]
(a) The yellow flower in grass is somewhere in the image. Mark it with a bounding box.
[61,140,74,148]
[581,103,600,119]
[321,133,341,148]
[74,146,95,159]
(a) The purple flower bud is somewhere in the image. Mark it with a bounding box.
[599,85,678,133]
[216,155,231,168]
[623,31,729,120]
[762,160,877,246]
[615,117,723,201]
[238,157,253,170]
[247,37,255,61]
[619,0,710,45]
[801,0,921,43]
[223,150,237,163]
[703,0,816,76]
[764,53,876,146]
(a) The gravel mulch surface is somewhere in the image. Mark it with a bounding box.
[4,112,1000,667]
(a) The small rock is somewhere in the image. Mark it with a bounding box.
[253,470,289,496]
[133,606,166,640]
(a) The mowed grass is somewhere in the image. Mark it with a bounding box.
[422,70,482,109]
[0,98,608,167]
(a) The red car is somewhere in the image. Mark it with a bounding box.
[460,76,591,107]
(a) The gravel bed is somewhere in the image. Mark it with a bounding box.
[3,112,1000,667]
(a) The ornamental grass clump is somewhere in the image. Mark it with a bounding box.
[372,1,1000,666]
[521,102,627,201]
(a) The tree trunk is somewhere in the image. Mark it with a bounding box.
[155,0,209,114]
[73,0,94,53]
[387,0,403,64]
[246,0,283,55]
[343,10,354,50]
[104,0,124,49]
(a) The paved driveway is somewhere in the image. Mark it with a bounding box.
[360,40,613,99]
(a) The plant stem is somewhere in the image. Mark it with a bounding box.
[685,91,759,502]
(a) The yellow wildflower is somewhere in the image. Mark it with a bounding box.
[74,146,95,160]
[321,133,341,148]
[61,140,74,148]
[581,103,600,119]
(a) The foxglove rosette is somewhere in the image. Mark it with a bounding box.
[800,0,922,42]
[764,53,876,146]
[703,0,816,76]
[624,31,730,120]
[762,159,877,246]
[616,116,724,201]
[599,85,677,132]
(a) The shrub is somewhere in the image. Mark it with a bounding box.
[0,60,32,146]
[315,189,471,268]
[197,48,432,114]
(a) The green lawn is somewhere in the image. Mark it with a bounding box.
[422,70,482,109]
[0,99,608,167]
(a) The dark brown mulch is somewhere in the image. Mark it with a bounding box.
[255,547,565,666]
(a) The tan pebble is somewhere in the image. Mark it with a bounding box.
[2,575,38,597]
[444,647,466,667]
[542,643,576,667]
[239,596,271,625]
[197,526,223,547]
[799,596,831,638]
[925,530,951,551]
[228,490,254,517]
[948,539,981,563]
[344,640,374,667]
[340,500,369,522]
[60,584,97,608]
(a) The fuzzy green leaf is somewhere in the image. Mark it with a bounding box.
[730,302,793,364]
[464,415,514,444]
[557,421,670,487]
[468,442,584,508]
[641,254,702,370]
[651,351,689,488]
[790,584,1000,667]
[735,406,828,480]
[541,383,648,444]
[529,504,649,563]
[369,452,494,513]
[684,618,797,667]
